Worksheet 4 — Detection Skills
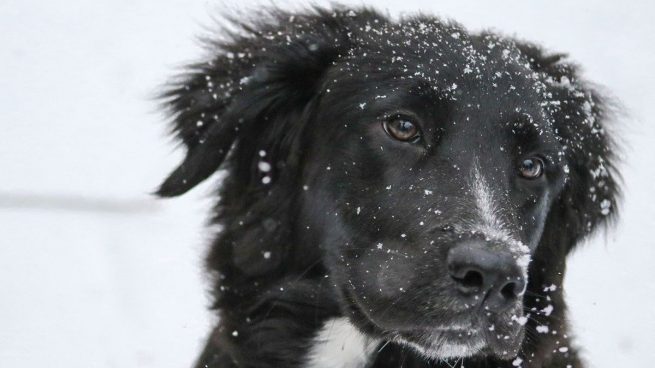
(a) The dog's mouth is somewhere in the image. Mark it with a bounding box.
[342,285,525,360]
[391,322,524,360]
[392,327,486,359]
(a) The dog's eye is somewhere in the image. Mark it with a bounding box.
[383,118,420,142]
[519,157,545,179]
[383,117,420,142]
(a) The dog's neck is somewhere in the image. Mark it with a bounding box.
[304,317,380,368]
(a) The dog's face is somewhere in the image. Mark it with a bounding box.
[158,8,618,364]
[298,35,568,358]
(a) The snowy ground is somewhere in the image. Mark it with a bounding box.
[1,0,653,366]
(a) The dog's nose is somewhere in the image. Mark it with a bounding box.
[447,241,526,312]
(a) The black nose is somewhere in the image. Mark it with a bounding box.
[447,241,527,312]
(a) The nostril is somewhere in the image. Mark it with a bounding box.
[500,281,519,300]
[461,270,484,288]
[500,277,526,300]
[452,268,484,293]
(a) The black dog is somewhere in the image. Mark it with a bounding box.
[157,6,619,368]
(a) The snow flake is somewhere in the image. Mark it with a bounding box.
[258,161,271,172]
[600,199,611,215]
[536,325,549,334]
[511,315,528,326]
[544,284,557,292]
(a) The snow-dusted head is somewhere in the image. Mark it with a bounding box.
[294,17,580,359]
[157,5,620,366]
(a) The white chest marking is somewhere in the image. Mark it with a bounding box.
[304,317,378,368]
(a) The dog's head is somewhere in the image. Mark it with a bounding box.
[158,7,619,362]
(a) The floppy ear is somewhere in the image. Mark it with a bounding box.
[155,9,353,197]
[517,42,621,251]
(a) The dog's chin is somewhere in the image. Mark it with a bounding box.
[341,286,524,360]
[394,325,525,360]
[393,328,486,359]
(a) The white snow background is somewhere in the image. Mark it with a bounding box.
[1,0,653,366]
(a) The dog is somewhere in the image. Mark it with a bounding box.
[156,5,619,368]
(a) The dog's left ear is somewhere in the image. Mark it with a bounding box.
[155,9,358,197]
[517,42,621,250]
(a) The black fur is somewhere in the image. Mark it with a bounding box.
[157,6,619,368]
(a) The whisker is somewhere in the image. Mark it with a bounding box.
[377,339,392,353]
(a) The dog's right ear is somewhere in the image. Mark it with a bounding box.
[155,8,363,197]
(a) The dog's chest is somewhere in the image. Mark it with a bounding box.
[304,318,379,368]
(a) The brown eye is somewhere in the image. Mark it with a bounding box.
[383,117,420,142]
[519,157,545,179]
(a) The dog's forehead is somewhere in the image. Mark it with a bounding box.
[344,21,547,106]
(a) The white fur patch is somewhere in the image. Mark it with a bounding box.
[304,318,378,368]
[470,165,531,274]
